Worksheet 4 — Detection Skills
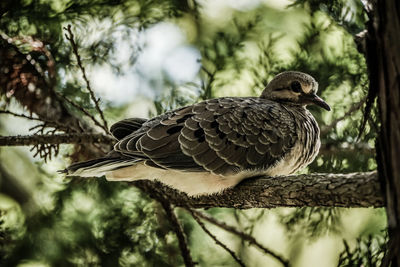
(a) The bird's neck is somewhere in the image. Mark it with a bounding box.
[277,100,306,110]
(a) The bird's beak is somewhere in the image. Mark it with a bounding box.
[301,93,331,111]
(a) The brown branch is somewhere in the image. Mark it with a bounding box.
[0,133,114,146]
[64,24,109,134]
[133,171,382,209]
[186,209,289,267]
[190,209,246,267]
[159,201,195,267]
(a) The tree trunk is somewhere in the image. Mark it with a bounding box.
[366,0,400,265]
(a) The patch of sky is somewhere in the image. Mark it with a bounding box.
[90,23,201,104]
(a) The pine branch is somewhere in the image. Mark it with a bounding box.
[0,133,114,146]
[187,209,289,267]
[64,24,109,134]
[0,110,46,122]
[0,127,374,156]
[0,110,74,132]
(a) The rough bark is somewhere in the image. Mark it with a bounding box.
[134,171,382,209]
[365,0,400,265]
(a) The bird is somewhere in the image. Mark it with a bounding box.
[62,71,330,196]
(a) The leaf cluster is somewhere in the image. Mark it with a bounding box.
[1,178,182,266]
[338,234,387,267]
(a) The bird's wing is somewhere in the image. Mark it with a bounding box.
[114,106,204,171]
[180,98,298,174]
[114,98,297,174]
[110,118,148,140]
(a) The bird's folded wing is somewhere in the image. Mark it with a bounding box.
[113,98,297,175]
[110,118,148,140]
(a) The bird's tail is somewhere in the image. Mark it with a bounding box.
[59,157,137,177]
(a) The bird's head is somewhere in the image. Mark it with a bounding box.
[261,71,331,111]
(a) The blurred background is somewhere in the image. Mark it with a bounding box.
[0,0,384,266]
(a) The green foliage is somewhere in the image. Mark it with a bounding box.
[279,208,341,239]
[291,0,368,34]
[199,17,260,99]
[338,234,387,267]
[2,179,182,266]
[0,208,25,260]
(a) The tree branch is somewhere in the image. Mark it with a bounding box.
[64,24,109,134]
[134,171,382,209]
[0,132,374,156]
[0,109,74,132]
[0,134,114,146]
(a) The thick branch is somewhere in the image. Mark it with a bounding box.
[134,171,382,209]
[0,134,114,146]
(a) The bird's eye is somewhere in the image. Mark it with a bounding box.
[290,81,302,93]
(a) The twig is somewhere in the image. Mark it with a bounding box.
[200,66,216,100]
[190,209,246,267]
[0,110,73,132]
[55,91,108,133]
[63,24,109,134]
[0,133,114,146]
[159,200,195,267]
[0,110,44,122]
[185,209,289,267]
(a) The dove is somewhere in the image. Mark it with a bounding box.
[62,71,330,196]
